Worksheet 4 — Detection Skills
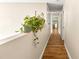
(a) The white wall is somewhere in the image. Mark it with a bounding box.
[58,11,63,37]
[47,13,51,34]
[0,26,50,59]
[0,3,47,38]
[57,12,62,34]
[64,0,79,59]
[0,3,50,59]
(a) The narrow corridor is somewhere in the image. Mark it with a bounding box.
[42,29,68,59]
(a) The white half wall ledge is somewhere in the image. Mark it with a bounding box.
[0,32,27,45]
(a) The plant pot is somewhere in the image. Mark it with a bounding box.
[24,25,32,33]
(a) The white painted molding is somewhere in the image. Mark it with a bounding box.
[64,44,72,59]
[0,33,26,45]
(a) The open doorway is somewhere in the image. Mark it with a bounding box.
[52,14,59,33]
[53,20,58,30]
[51,12,63,36]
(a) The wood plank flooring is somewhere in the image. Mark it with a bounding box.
[42,29,69,59]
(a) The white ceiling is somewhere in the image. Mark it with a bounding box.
[0,0,64,12]
[0,0,64,5]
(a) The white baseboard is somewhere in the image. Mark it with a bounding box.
[64,44,72,59]
[39,34,51,59]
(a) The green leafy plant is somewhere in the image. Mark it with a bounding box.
[18,12,45,45]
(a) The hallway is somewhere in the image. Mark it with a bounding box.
[42,29,68,59]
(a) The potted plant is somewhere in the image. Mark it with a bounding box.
[17,12,45,45]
